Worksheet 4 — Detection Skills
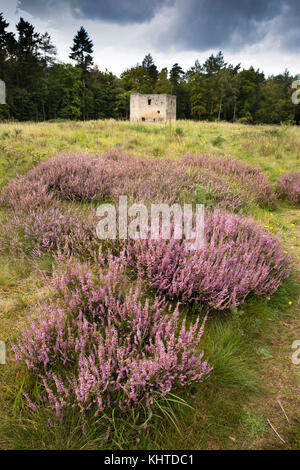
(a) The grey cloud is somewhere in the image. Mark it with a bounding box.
[16,0,63,18]
[15,0,300,52]
[159,0,287,50]
[275,1,300,51]
[17,0,173,24]
[70,0,174,24]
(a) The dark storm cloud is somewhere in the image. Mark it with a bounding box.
[275,0,300,51]
[167,0,282,49]
[16,0,300,52]
[16,0,173,24]
[70,0,173,24]
[165,0,300,52]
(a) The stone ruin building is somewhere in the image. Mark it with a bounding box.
[0,80,6,104]
[130,93,176,122]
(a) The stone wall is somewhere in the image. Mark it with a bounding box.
[130,93,176,122]
[0,80,5,105]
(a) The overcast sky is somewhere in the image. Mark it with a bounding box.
[1,0,299,77]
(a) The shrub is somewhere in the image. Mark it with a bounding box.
[127,209,292,310]
[181,153,276,208]
[0,205,100,259]
[211,135,225,146]
[1,150,261,213]
[0,175,56,211]
[277,172,300,204]
[175,127,184,136]
[0,153,111,210]
[103,150,244,211]
[13,257,211,420]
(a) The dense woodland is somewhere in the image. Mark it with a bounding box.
[0,12,299,124]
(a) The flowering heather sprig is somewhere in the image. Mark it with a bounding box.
[13,257,211,418]
[277,172,300,204]
[127,209,292,310]
[181,153,276,208]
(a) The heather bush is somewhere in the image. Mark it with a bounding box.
[13,256,211,420]
[0,205,101,259]
[0,153,111,210]
[127,209,292,310]
[103,150,244,211]
[1,150,269,213]
[277,171,300,204]
[0,175,56,211]
[181,153,276,208]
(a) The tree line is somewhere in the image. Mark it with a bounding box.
[0,12,299,124]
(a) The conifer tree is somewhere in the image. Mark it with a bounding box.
[0,12,15,80]
[69,26,94,120]
[69,26,94,72]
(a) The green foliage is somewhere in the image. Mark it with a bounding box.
[0,104,9,120]
[153,68,172,94]
[212,134,225,146]
[242,412,267,440]
[142,53,158,85]
[193,184,216,205]
[237,113,253,124]
[120,66,153,94]
[175,126,184,136]
[190,71,206,118]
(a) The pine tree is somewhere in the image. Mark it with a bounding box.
[0,12,15,80]
[142,53,158,86]
[17,18,40,59]
[69,26,94,72]
[169,63,188,118]
[69,26,94,120]
[170,63,184,90]
[189,71,206,119]
[204,51,226,75]
[15,18,41,88]
[39,32,57,67]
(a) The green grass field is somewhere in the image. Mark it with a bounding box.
[0,119,299,450]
